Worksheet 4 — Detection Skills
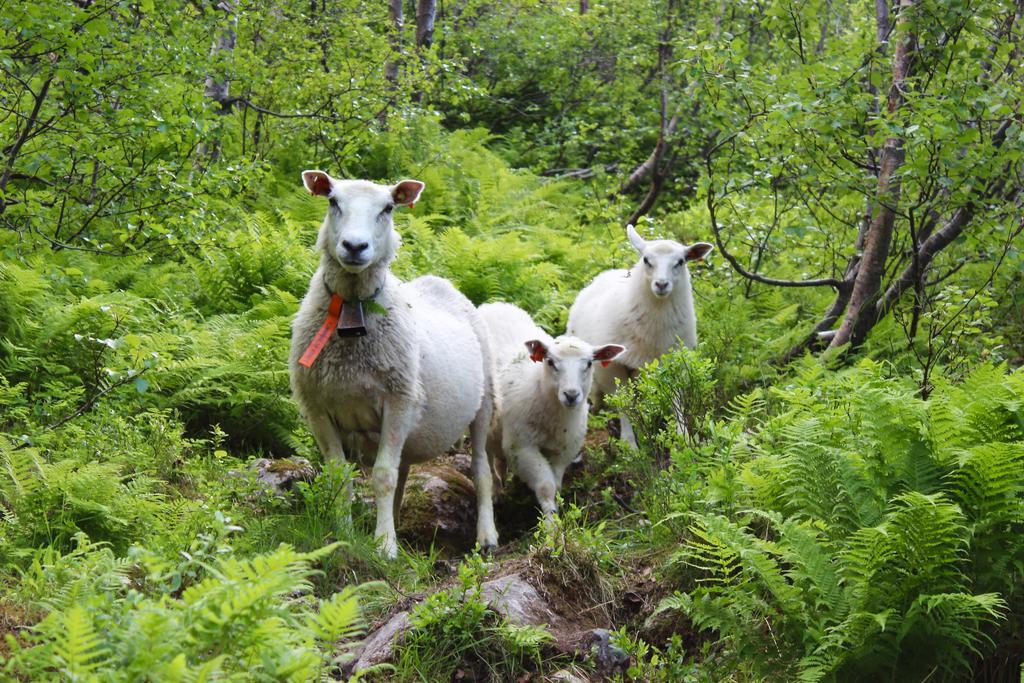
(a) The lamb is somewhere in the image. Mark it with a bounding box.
[289,171,498,559]
[566,225,713,447]
[480,302,624,515]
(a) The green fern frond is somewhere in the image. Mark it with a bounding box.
[307,585,363,642]
[0,445,45,501]
[52,604,109,679]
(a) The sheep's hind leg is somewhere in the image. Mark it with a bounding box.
[470,414,499,551]
[674,405,689,440]
[373,398,417,559]
[602,363,639,450]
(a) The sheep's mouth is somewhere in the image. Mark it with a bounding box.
[652,288,672,298]
[338,257,371,271]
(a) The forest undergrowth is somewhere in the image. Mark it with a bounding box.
[2,124,1021,680]
[2,0,1023,680]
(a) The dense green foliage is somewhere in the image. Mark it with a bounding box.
[2,0,1022,680]
[634,359,1023,680]
[5,536,363,680]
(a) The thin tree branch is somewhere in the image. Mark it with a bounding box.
[705,151,843,289]
[0,75,53,211]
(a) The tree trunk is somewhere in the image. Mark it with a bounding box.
[204,26,236,111]
[197,1,237,164]
[829,0,916,349]
[619,112,679,195]
[815,0,831,54]
[621,0,677,221]
[385,0,403,85]
[416,0,436,49]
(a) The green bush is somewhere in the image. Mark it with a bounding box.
[652,362,1024,681]
[5,537,364,681]
[0,445,167,559]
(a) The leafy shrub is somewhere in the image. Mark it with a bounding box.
[0,445,167,559]
[610,345,717,455]
[5,537,364,681]
[652,362,1024,681]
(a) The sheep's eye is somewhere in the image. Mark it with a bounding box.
[643,257,652,267]
[380,204,393,216]
[675,258,685,267]
[329,197,339,211]
[546,359,557,370]
[585,359,593,369]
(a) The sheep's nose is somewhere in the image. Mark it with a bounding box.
[562,390,580,406]
[654,280,669,291]
[342,240,369,255]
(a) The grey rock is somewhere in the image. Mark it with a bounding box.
[351,610,412,672]
[479,573,565,629]
[574,628,629,676]
[397,463,477,550]
[248,458,316,496]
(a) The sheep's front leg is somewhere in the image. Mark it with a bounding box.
[511,442,559,517]
[550,449,575,492]
[373,398,417,559]
[303,408,356,526]
[470,413,499,550]
[305,409,347,463]
[604,363,639,450]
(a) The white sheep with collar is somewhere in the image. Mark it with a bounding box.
[289,171,498,558]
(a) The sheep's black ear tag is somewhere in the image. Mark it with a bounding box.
[336,301,367,337]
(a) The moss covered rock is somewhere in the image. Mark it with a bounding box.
[397,462,478,552]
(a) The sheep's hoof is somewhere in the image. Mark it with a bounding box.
[477,541,497,557]
[376,537,399,560]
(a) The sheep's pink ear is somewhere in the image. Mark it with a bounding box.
[525,340,548,362]
[686,242,714,262]
[302,170,333,197]
[626,224,647,254]
[392,179,425,207]
[592,344,625,367]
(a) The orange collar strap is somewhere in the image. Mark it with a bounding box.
[298,293,343,368]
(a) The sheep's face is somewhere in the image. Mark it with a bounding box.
[302,171,424,273]
[627,225,713,299]
[525,337,625,408]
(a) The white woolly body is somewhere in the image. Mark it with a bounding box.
[290,269,485,466]
[567,258,697,399]
[480,302,598,515]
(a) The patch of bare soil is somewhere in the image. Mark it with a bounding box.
[0,600,42,661]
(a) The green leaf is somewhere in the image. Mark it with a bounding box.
[364,300,388,316]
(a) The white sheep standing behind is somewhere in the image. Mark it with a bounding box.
[480,302,624,515]
[567,225,713,447]
[289,171,498,559]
